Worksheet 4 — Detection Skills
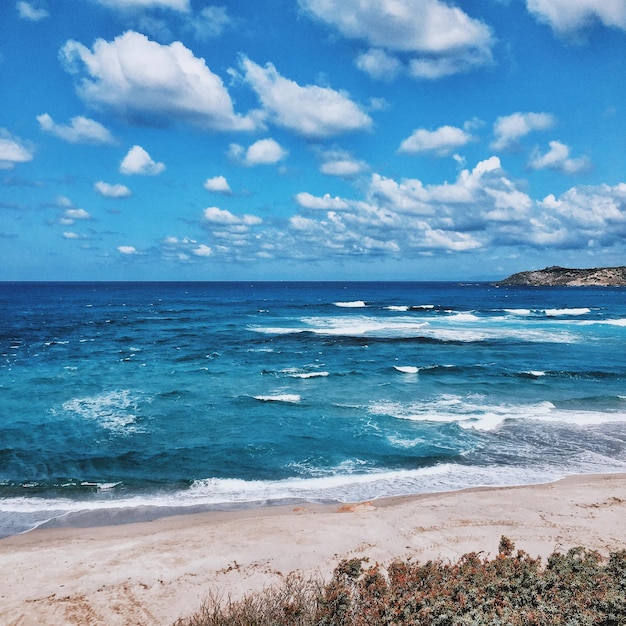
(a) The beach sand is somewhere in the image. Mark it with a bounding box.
[1,473,625,625]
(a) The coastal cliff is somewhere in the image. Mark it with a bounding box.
[499,266,626,287]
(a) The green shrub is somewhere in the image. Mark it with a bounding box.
[174,537,626,626]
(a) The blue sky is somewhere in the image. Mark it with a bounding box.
[2,0,626,281]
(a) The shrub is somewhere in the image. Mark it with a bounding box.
[174,537,626,626]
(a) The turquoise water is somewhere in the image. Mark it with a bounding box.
[1,281,626,536]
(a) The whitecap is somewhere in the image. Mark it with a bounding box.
[385,305,409,311]
[545,307,591,317]
[62,390,143,434]
[289,371,329,379]
[253,394,301,403]
[333,300,367,308]
[394,366,419,374]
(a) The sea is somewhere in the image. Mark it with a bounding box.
[1,281,626,537]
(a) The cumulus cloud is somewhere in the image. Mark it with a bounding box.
[245,138,288,165]
[355,48,402,81]
[526,0,626,36]
[203,206,262,226]
[295,192,351,210]
[149,159,626,266]
[37,113,115,144]
[241,57,372,138]
[300,0,494,80]
[229,138,288,166]
[319,149,367,177]
[204,175,231,193]
[120,145,165,175]
[60,207,92,225]
[528,140,591,174]
[491,111,556,150]
[60,31,257,131]
[192,243,213,257]
[0,129,34,169]
[118,245,138,254]
[16,1,49,21]
[94,181,132,198]
[399,125,476,156]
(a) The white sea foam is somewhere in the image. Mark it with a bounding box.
[394,366,419,374]
[253,394,301,403]
[369,395,626,431]
[61,390,143,434]
[334,300,367,308]
[250,315,577,344]
[503,308,534,316]
[385,305,409,311]
[576,318,626,327]
[288,371,329,379]
[448,312,480,322]
[545,307,591,317]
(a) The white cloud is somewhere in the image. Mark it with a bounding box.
[300,0,494,80]
[118,245,139,255]
[526,0,626,35]
[0,129,34,169]
[204,175,231,193]
[295,192,351,210]
[355,48,402,81]
[63,232,82,240]
[229,138,288,166]
[491,111,556,150]
[241,57,372,138]
[95,0,190,11]
[60,31,256,131]
[245,138,288,165]
[188,5,230,39]
[16,1,49,21]
[94,181,132,198]
[37,113,115,144]
[61,207,92,225]
[320,156,366,177]
[203,206,262,226]
[399,125,476,156]
[120,145,165,175]
[192,244,213,257]
[528,140,591,174]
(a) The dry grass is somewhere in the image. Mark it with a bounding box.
[174,537,626,625]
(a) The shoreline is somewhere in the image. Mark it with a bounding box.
[1,473,626,625]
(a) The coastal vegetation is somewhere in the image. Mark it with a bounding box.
[175,537,626,625]
[499,266,626,287]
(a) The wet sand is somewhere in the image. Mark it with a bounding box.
[1,473,625,625]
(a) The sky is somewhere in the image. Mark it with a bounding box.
[2,0,626,281]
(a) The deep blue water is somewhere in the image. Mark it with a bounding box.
[1,281,626,536]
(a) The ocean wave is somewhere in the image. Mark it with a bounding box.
[250,315,578,344]
[545,307,591,317]
[5,463,616,537]
[369,395,626,431]
[333,300,367,308]
[253,394,302,403]
[394,365,420,374]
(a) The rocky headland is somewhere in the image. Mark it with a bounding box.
[499,266,626,287]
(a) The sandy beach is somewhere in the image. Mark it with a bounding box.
[1,473,625,625]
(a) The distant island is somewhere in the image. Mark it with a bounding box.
[498,266,626,287]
